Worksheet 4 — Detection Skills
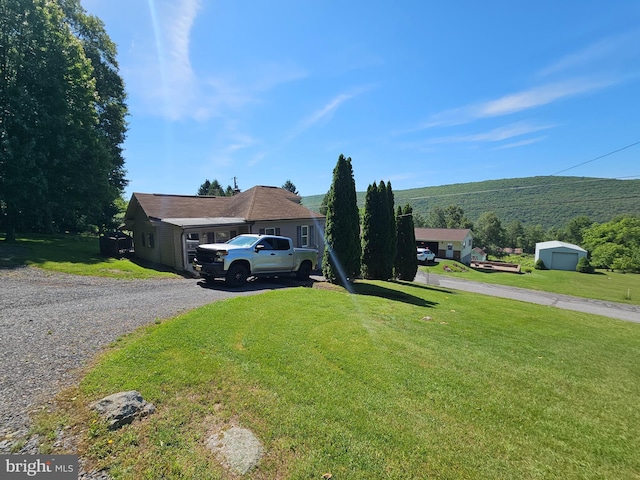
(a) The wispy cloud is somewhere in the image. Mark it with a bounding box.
[286,86,371,141]
[424,122,555,145]
[539,29,640,77]
[415,78,616,130]
[132,0,307,121]
[492,136,547,150]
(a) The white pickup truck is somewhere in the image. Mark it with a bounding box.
[193,234,318,286]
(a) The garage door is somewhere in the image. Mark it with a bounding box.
[551,252,578,271]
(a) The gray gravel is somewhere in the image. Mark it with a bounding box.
[0,266,301,445]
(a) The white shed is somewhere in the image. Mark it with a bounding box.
[535,241,588,271]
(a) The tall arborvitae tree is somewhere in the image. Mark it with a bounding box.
[385,181,396,278]
[322,154,361,284]
[361,181,393,280]
[0,0,128,239]
[395,204,418,280]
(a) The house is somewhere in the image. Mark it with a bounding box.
[124,186,326,273]
[535,241,587,271]
[470,247,487,262]
[414,228,474,264]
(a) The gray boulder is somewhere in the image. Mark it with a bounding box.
[90,391,155,430]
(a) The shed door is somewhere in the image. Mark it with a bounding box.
[551,252,578,271]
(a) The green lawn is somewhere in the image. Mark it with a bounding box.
[427,260,640,305]
[40,281,640,479]
[0,234,178,279]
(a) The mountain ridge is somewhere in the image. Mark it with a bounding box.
[301,176,640,229]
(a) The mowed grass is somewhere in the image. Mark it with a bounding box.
[0,234,178,279]
[43,281,640,479]
[428,260,640,305]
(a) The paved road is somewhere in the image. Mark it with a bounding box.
[415,270,640,323]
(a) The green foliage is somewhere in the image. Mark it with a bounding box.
[303,176,640,230]
[583,216,640,272]
[535,258,547,270]
[196,179,234,196]
[322,154,361,284]
[0,0,128,238]
[361,181,393,279]
[474,211,505,253]
[576,256,594,274]
[281,179,299,195]
[394,204,418,280]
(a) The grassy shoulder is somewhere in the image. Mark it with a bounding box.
[37,281,640,479]
[427,259,640,305]
[0,234,179,279]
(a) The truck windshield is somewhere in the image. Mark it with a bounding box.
[226,235,258,247]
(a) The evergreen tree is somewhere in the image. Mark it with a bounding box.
[385,181,397,277]
[361,181,393,280]
[395,204,418,280]
[322,154,361,284]
[282,180,299,195]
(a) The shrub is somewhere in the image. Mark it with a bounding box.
[576,256,594,274]
[534,259,546,270]
[523,266,533,274]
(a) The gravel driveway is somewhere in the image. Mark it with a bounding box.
[0,267,300,445]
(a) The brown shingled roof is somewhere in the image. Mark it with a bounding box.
[414,228,473,242]
[127,186,324,223]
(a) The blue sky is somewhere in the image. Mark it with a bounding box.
[81,0,640,198]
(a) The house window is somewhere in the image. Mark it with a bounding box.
[141,233,146,247]
[215,231,229,243]
[259,227,281,236]
[297,224,315,247]
[148,233,155,248]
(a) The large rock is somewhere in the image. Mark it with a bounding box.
[90,391,155,430]
[206,426,264,475]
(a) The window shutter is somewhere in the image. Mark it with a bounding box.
[309,225,315,246]
[259,228,265,235]
[297,226,302,247]
[275,227,280,236]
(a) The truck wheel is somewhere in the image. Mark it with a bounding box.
[296,261,312,280]
[226,264,249,287]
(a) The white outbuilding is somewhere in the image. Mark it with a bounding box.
[535,241,588,271]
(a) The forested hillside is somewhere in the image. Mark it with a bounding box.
[302,176,640,228]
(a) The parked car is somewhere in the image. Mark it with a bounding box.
[417,247,436,264]
[193,234,318,286]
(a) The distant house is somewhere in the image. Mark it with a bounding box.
[124,186,325,273]
[414,228,474,264]
[470,247,487,262]
[535,241,587,271]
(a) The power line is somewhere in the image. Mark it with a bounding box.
[551,140,640,175]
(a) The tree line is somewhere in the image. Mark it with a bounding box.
[321,154,640,282]
[322,154,418,285]
[1,0,128,241]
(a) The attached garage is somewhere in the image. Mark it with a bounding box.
[535,241,588,271]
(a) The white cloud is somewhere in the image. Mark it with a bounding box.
[425,122,554,145]
[492,136,547,150]
[539,30,640,77]
[412,77,618,131]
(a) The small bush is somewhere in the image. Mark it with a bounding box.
[523,267,533,274]
[534,259,546,270]
[576,257,594,274]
